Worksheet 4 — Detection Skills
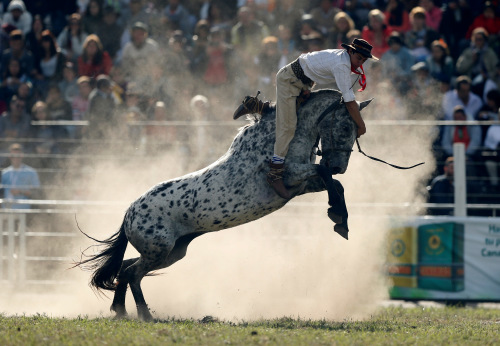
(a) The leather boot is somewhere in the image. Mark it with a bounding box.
[233,91,270,119]
[266,162,291,199]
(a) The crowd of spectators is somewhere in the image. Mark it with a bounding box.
[0,0,498,211]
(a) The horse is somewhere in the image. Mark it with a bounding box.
[75,89,372,321]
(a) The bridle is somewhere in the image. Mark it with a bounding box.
[313,100,425,170]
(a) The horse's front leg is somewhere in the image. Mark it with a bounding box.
[286,163,349,240]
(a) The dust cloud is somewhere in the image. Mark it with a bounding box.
[0,84,437,322]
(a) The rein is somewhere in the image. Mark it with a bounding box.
[313,100,424,170]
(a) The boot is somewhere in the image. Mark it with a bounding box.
[233,91,270,119]
[266,162,291,199]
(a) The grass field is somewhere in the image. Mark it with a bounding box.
[1,306,499,345]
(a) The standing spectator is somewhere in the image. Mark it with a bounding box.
[86,74,117,139]
[1,30,35,80]
[361,9,392,59]
[96,5,124,60]
[231,6,269,57]
[328,11,355,49]
[439,0,473,60]
[419,0,442,31]
[456,27,499,81]
[381,32,414,94]
[384,0,410,34]
[45,84,72,121]
[426,39,455,83]
[58,62,79,103]
[405,6,439,63]
[2,0,32,36]
[442,75,483,120]
[310,0,339,36]
[57,13,88,61]
[1,143,40,210]
[121,22,159,83]
[466,1,500,40]
[82,0,102,35]
[77,34,113,78]
[441,105,482,160]
[34,30,66,84]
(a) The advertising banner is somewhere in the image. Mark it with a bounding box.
[387,217,500,301]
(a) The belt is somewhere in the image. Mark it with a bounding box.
[291,59,314,87]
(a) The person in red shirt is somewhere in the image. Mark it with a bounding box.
[361,9,392,58]
[77,34,112,78]
[466,1,500,39]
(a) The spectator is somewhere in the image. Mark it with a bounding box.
[439,0,473,60]
[466,1,500,40]
[34,30,66,84]
[29,101,68,152]
[231,6,270,57]
[477,89,500,141]
[16,81,36,112]
[190,19,210,76]
[456,27,499,81]
[345,0,377,28]
[255,36,281,97]
[442,75,483,120]
[273,0,304,41]
[200,27,233,90]
[82,0,102,35]
[427,156,454,214]
[0,96,30,156]
[57,13,88,61]
[45,84,72,121]
[163,0,196,38]
[145,101,176,153]
[25,14,45,65]
[96,5,124,59]
[296,14,321,52]
[162,30,192,82]
[361,9,392,59]
[121,22,159,83]
[58,61,79,103]
[310,0,339,36]
[205,1,233,36]
[2,0,32,36]
[77,34,113,78]
[384,0,410,33]
[1,143,40,210]
[419,0,442,31]
[406,61,439,117]
[123,83,146,145]
[441,105,482,161]
[276,24,300,68]
[86,74,117,139]
[483,123,500,190]
[426,39,454,84]
[381,31,414,94]
[328,11,355,49]
[71,76,92,124]
[1,57,30,98]
[405,6,439,62]
[1,30,35,80]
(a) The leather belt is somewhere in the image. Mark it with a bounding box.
[291,59,314,87]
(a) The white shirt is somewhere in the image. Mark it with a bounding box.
[299,49,358,102]
[442,90,483,120]
[485,125,500,150]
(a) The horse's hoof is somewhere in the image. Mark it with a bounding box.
[327,207,343,224]
[137,305,154,322]
[334,223,349,240]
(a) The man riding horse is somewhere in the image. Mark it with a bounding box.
[234,38,378,199]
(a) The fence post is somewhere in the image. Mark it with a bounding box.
[0,214,3,281]
[18,213,26,283]
[453,143,467,217]
[7,213,15,282]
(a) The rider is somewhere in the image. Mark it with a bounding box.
[233,38,378,199]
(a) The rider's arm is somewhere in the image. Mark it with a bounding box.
[345,101,366,138]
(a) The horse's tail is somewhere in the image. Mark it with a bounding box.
[74,218,128,292]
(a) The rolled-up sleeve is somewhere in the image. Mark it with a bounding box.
[333,65,356,102]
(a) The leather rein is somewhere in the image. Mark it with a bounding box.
[313,100,425,170]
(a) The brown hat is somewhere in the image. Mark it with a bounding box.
[9,143,23,152]
[342,38,378,60]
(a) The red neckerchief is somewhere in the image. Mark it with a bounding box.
[350,65,366,91]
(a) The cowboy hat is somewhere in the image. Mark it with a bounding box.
[341,38,379,60]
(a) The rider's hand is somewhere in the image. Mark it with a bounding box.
[357,124,366,138]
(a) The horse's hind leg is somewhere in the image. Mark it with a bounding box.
[111,257,139,318]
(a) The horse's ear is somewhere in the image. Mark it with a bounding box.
[359,98,373,111]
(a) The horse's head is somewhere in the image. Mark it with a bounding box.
[318,98,372,174]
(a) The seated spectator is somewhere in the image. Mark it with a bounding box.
[296,14,322,52]
[405,6,439,62]
[442,75,483,120]
[310,0,339,36]
[328,12,355,50]
[2,0,32,36]
[1,30,35,80]
[96,5,124,60]
[345,0,377,28]
[477,89,500,141]
[419,0,442,31]
[86,74,117,139]
[77,34,113,78]
[231,6,269,57]
[1,143,40,209]
[25,14,45,65]
[426,39,455,84]
[441,105,482,161]
[483,123,500,190]
[406,61,440,117]
[70,76,93,139]
[381,31,414,94]
[439,0,474,60]
[466,1,500,40]
[1,57,30,98]
[361,9,392,58]
[384,0,410,33]
[162,0,196,39]
[456,27,499,81]
[45,84,72,121]
[16,81,36,112]
[190,19,210,76]
[428,156,454,214]
[34,30,66,84]
[82,0,102,35]
[58,62,79,103]
[0,96,30,155]
[57,13,88,61]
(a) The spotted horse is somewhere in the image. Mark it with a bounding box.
[75,89,373,321]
